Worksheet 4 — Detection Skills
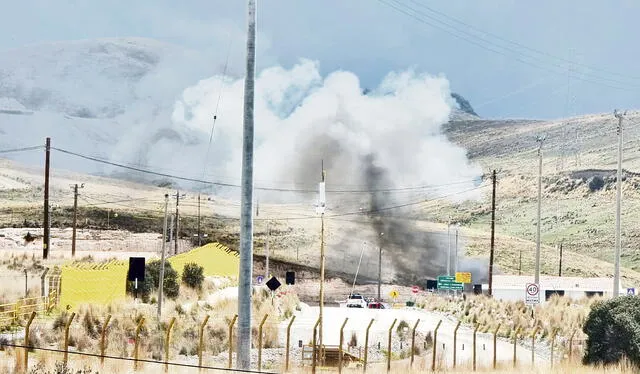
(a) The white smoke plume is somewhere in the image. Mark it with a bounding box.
[169,59,482,204]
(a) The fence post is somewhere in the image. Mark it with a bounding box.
[568,330,576,361]
[134,317,145,371]
[493,324,501,369]
[531,326,540,366]
[23,311,36,373]
[312,317,321,374]
[63,312,76,365]
[453,320,461,369]
[363,318,374,373]
[387,318,397,373]
[228,315,238,369]
[199,315,210,369]
[472,324,479,371]
[431,320,442,372]
[258,314,269,372]
[513,327,520,367]
[410,319,420,367]
[164,317,176,372]
[550,328,557,369]
[13,300,20,324]
[285,316,296,372]
[338,318,349,374]
[100,315,112,366]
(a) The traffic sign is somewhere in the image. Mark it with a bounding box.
[627,288,635,296]
[256,275,264,285]
[525,283,540,305]
[412,286,419,294]
[437,275,463,291]
[390,290,399,299]
[455,272,472,284]
[266,277,281,291]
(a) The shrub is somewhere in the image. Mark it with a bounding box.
[127,260,180,301]
[583,296,640,367]
[588,176,605,192]
[182,263,205,289]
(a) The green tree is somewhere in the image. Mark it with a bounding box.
[182,262,205,289]
[583,296,640,367]
[127,260,180,302]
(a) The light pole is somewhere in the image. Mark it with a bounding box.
[613,109,626,297]
[447,220,451,276]
[377,232,384,301]
[535,135,545,285]
[157,194,169,318]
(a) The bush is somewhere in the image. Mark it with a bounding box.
[588,176,605,192]
[583,296,640,367]
[127,260,180,301]
[182,263,205,289]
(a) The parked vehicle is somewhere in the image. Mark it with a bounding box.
[345,293,367,308]
[367,302,385,309]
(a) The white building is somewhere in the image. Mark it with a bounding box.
[484,275,625,303]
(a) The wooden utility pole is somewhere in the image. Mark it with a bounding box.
[488,170,497,296]
[558,243,563,277]
[197,194,201,247]
[158,194,169,318]
[43,137,51,259]
[175,190,181,255]
[70,183,83,257]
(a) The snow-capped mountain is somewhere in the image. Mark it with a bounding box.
[0,37,218,178]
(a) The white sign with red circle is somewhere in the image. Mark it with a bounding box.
[525,283,540,305]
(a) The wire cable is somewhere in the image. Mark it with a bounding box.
[0,145,44,154]
[52,146,481,194]
[0,342,276,374]
[376,0,639,91]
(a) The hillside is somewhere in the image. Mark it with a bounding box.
[1,37,640,288]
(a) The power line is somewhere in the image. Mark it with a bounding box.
[51,146,481,194]
[405,0,640,82]
[0,145,44,154]
[376,0,639,91]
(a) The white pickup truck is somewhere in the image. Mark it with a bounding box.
[345,293,368,308]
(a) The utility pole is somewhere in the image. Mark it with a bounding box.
[265,221,270,279]
[173,190,185,255]
[377,232,384,301]
[318,162,326,353]
[518,250,522,276]
[613,109,626,297]
[70,183,84,257]
[455,226,459,274]
[197,194,201,247]
[535,136,545,285]
[43,137,51,260]
[169,214,175,249]
[447,220,451,276]
[158,194,169,318]
[558,243,563,277]
[237,0,257,369]
[488,170,497,296]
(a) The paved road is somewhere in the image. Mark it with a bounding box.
[278,305,549,370]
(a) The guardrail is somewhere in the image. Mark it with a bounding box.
[0,290,57,328]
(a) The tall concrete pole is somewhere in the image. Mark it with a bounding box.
[535,137,545,285]
[237,0,257,369]
[613,110,626,297]
[377,232,384,301]
[43,138,51,260]
[157,194,169,318]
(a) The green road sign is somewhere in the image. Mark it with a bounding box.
[437,275,464,291]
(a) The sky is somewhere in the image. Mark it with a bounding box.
[1,0,639,120]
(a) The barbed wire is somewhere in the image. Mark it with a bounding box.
[0,341,276,374]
